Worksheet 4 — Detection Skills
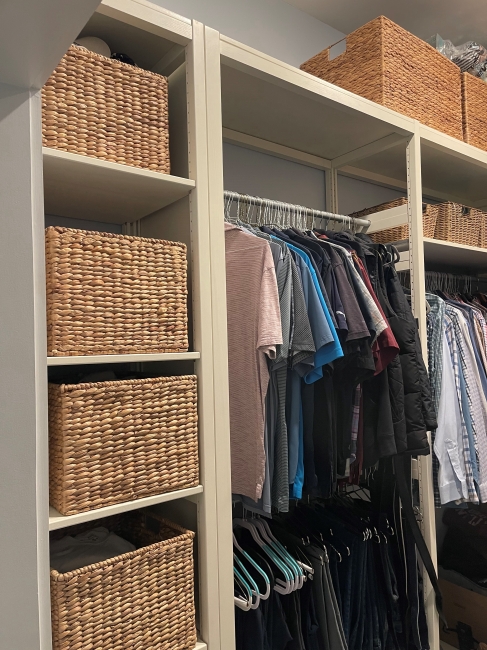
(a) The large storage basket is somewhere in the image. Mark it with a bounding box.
[46,227,188,356]
[479,212,487,248]
[434,202,483,247]
[49,375,198,515]
[300,16,463,140]
[462,72,487,152]
[42,44,170,173]
[350,199,438,243]
[50,511,197,650]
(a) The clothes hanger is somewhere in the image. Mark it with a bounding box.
[251,517,303,591]
[252,518,304,590]
[233,532,271,601]
[234,553,261,609]
[233,519,294,594]
[234,566,254,611]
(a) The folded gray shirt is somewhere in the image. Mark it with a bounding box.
[50,527,136,573]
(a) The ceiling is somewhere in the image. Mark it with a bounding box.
[284,0,487,45]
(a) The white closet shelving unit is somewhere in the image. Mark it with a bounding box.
[200,26,487,650]
[3,0,487,648]
[0,1,233,649]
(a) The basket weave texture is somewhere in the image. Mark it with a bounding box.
[350,199,438,243]
[46,227,188,356]
[50,511,197,650]
[462,72,487,152]
[434,202,483,247]
[300,16,463,140]
[479,211,487,248]
[49,375,198,515]
[42,44,170,173]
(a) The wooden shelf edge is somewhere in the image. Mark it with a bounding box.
[49,485,204,530]
[47,352,200,366]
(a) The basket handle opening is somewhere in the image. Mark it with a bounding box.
[328,38,347,61]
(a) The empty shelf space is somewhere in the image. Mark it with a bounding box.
[47,352,200,366]
[49,485,204,530]
[423,238,487,271]
[420,125,487,207]
[43,147,195,223]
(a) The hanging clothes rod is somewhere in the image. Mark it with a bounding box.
[224,190,371,232]
[398,270,487,293]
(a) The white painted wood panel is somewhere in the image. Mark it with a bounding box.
[49,486,204,530]
[43,148,195,223]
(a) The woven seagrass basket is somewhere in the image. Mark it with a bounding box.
[49,375,198,515]
[479,211,487,248]
[350,199,438,243]
[462,72,487,153]
[45,227,188,356]
[50,511,196,650]
[300,16,463,140]
[434,202,483,247]
[42,44,170,173]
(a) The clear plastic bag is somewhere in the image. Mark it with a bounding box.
[431,34,487,80]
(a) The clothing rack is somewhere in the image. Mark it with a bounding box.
[224,190,371,232]
[398,269,487,294]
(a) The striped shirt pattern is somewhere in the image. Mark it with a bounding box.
[426,293,445,507]
[444,313,478,503]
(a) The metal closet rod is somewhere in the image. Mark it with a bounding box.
[224,190,371,230]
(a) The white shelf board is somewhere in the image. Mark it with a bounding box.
[220,36,414,167]
[366,204,408,234]
[97,0,192,49]
[49,485,204,530]
[47,352,200,366]
[43,148,195,223]
[423,237,487,271]
[194,642,207,650]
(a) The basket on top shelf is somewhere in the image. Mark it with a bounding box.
[49,374,198,516]
[300,16,463,140]
[45,227,188,356]
[50,511,197,650]
[42,44,170,173]
[350,198,438,243]
[462,72,487,152]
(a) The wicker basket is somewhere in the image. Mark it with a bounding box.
[42,44,170,173]
[49,375,198,515]
[300,16,463,140]
[434,202,483,247]
[462,72,487,152]
[46,227,188,356]
[350,199,438,243]
[479,212,487,248]
[50,511,197,650]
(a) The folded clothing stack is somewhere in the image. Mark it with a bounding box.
[50,526,136,573]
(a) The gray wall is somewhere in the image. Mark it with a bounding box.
[45,214,122,233]
[223,143,326,210]
[223,143,406,215]
[154,0,343,67]
[338,175,405,215]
